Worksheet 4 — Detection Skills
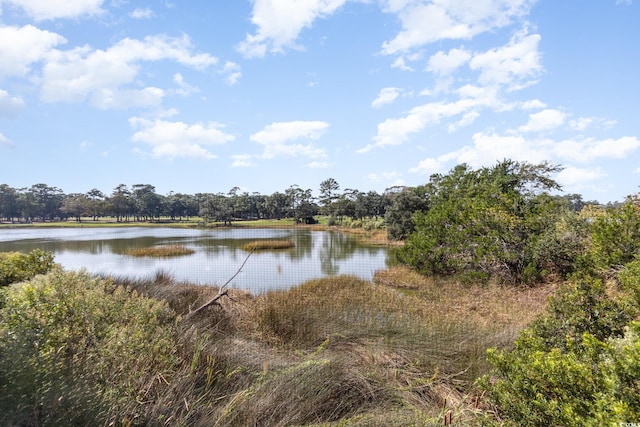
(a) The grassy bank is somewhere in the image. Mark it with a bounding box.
[124,245,196,257]
[242,239,295,251]
[0,266,551,425]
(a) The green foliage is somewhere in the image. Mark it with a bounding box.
[481,271,640,426]
[384,185,431,240]
[395,160,577,284]
[584,202,640,271]
[0,249,55,286]
[0,269,178,425]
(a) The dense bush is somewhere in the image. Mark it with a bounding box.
[583,202,640,272]
[0,249,55,286]
[394,160,584,284]
[0,269,179,425]
[481,269,640,426]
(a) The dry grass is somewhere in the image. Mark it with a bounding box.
[242,239,295,251]
[124,244,195,257]
[75,268,555,425]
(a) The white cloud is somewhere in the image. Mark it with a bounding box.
[391,56,414,71]
[0,25,66,79]
[129,117,235,159]
[381,0,535,55]
[130,7,154,19]
[372,87,401,108]
[448,110,479,132]
[556,166,606,187]
[1,0,106,21]
[250,120,329,159]
[469,29,543,90]
[361,97,485,152]
[520,99,546,110]
[173,73,200,96]
[231,154,254,168]
[308,160,329,168]
[553,136,640,163]
[40,34,217,108]
[409,131,640,180]
[237,0,347,57]
[427,48,471,75]
[220,61,241,85]
[519,108,566,133]
[568,117,595,132]
[0,89,24,117]
[367,171,405,188]
[0,132,13,147]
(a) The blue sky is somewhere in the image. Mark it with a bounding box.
[0,0,638,203]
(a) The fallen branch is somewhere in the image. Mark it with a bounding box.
[186,249,254,318]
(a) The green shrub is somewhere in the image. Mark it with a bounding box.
[481,271,640,426]
[0,269,179,426]
[0,249,55,286]
[584,202,640,271]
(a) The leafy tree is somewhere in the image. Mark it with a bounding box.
[109,184,132,222]
[395,160,566,283]
[86,188,106,221]
[263,191,290,220]
[61,193,90,222]
[28,184,64,221]
[384,185,431,240]
[131,184,163,221]
[286,185,317,223]
[200,193,233,225]
[0,184,18,222]
[319,178,340,217]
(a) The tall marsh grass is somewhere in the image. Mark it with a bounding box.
[0,265,552,425]
[124,244,195,257]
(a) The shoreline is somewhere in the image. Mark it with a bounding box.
[0,217,400,247]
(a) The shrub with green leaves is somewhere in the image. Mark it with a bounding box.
[584,202,640,272]
[0,269,179,426]
[0,248,55,286]
[481,271,640,426]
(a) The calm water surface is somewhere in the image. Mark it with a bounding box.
[0,227,390,293]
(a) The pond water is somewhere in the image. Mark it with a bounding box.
[0,227,390,293]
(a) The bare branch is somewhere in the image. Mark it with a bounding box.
[186,249,254,318]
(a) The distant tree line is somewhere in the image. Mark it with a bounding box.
[0,181,392,226]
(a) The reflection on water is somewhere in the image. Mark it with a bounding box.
[0,227,389,293]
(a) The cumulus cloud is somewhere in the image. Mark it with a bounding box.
[0,132,13,147]
[237,0,347,57]
[360,97,486,153]
[0,25,66,79]
[220,61,241,85]
[519,109,566,132]
[231,154,254,168]
[469,29,542,90]
[553,136,640,163]
[250,120,329,159]
[365,27,543,153]
[409,131,640,179]
[556,166,606,187]
[0,89,24,117]
[40,34,217,109]
[173,73,200,96]
[130,7,154,19]
[1,0,106,20]
[372,87,402,108]
[129,117,235,159]
[427,48,471,75]
[380,0,535,55]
